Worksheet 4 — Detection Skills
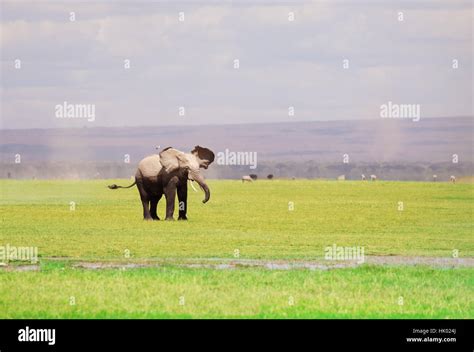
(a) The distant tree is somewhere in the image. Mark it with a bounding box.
[249,174,258,180]
[267,174,274,180]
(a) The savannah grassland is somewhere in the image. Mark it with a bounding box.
[0,179,473,318]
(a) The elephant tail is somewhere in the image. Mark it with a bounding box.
[108,181,136,190]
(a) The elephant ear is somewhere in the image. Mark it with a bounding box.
[191,146,215,164]
[159,147,186,172]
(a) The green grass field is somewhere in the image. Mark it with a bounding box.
[1,179,473,318]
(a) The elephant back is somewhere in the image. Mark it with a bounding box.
[138,155,163,179]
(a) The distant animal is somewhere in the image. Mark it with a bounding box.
[249,174,258,181]
[450,175,456,184]
[361,174,366,180]
[432,175,437,182]
[108,146,215,221]
[242,175,253,183]
[370,175,377,181]
[267,174,274,180]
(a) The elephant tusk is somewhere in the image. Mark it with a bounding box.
[189,180,198,192]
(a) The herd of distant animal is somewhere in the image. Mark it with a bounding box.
[107,145,458,221]
[243,174,457,183]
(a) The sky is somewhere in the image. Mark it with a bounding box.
[0,0,472,129]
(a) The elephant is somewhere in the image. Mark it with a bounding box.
[108,146,215,221]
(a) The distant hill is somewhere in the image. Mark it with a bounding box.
[1,117,472,180]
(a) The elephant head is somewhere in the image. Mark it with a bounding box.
[159,146,215,203]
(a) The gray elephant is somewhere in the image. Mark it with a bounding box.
[108,146,215,221]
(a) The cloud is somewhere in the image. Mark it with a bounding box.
[0,1,472,128]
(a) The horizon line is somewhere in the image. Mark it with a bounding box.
[0,115,472,131]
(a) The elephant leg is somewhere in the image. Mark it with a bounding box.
[137,182,152,221]
[164,180,178,221]
[150,195,162,221]
[177,182,188,220]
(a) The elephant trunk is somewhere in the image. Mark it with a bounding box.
[190,170,210,203]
